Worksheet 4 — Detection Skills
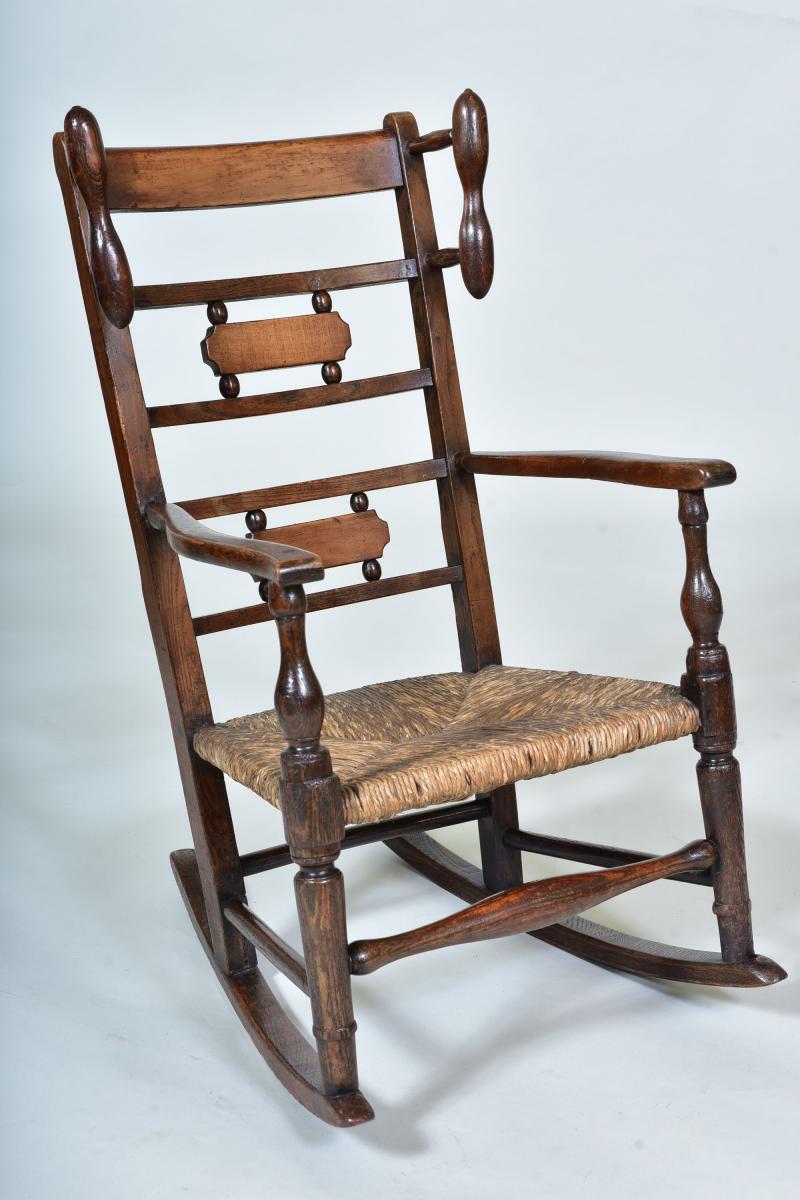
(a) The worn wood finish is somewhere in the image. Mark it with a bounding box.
[146,501,323,586]
[106,130,403,211]
[181,458,447,521]
[59,93,784,1129]
[451,89,494,298]
[251,510,389,571]
[201,312,351,377]
[240,797,490,876]
[504,827,714,886]
[387,833,785,987]
[223,899,309,994]
[350,840,717,975]
[148,369,431,428]
[54,134,254,981]
[63,108,134,328]
[267,583,360,1098]
[135,258,418,310]
[171,850,373,1125]
[458,451,737,490]
[192,565,463,637]
[678,491,756,964]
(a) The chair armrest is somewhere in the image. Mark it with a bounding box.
[146,502,324,587]
[456,451,736,491]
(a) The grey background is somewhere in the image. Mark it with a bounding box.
[3,1,798,1196]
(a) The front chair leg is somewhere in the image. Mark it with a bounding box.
[270,582,360,1097]
[679,490,754,962]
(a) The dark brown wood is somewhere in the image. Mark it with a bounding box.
[239,797,491,876]
[350,840,717,975]
[134,258,418,310]
[148,369,431,428]
[678,491,755,964]
[59,94,785,1129]
[63,108,134,328]
[106,130,403,211]
[252,510,389,570]
[180,458,448,521]
[55,131,254,982]
[387,833,785,987]
[171,849,374,1125]
[268,584,359,1099]
[385,107,501,672]
[146,501,324,586]
[408,128,453,155]
[504,827,714,886]
[458,450,737,490]
[192,566,464,637]
[427,247,460,270]
[451,89,494,298]
[478,786,522,892]
[223,899,309,994]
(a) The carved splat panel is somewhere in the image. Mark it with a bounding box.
[201,312,351,376]
[252,510,389,570]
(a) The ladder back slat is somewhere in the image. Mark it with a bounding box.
[180,458,448,520]
[106,130,403,212]
[193,567,463,636]
[135,258,418,310]
[253,510,390,570]
[148,369,432,428]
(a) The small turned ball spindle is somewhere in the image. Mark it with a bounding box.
[350,492,369,513]
[312,290,341,383]
[207,300,241,399]
[362,560,382,582]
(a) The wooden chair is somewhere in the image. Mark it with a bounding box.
[55,91,786,1127]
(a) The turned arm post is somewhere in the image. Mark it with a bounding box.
[678,491,754,962]
[268,584,359,1096]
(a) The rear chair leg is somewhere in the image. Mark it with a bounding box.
[479,784,523,892]
[679,490,755,964]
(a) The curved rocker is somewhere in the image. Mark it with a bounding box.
[385,833,786,988]
[171,850,375,1128]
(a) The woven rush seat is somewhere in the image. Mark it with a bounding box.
[194,666,699,825]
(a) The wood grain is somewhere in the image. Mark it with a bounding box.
[106,130,402,211]
[180,458,447,520]
[148,369,431,428]
[192,566,463,636]
[201,312,351,376]
[135,258,418,310]
[252,510,389,570]
[458,450,737,490]
[350,840,717,974]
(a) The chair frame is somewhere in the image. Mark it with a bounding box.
[55,91,785,1127]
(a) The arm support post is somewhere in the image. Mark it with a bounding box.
[267,584,359,1099]
[678,490,754,963]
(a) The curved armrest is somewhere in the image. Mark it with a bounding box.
[456,451,736,491]
[146,502,324,587]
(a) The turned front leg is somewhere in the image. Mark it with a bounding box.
[269,583,359,1096]
[678,491,754,963]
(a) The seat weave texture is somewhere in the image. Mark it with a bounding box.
[194,666,698,825]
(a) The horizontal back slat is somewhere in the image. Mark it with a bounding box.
[106,130,403,212]
[134,258,418,310]
[180,458,447,520]
[193,567,463,636]
[148,368,431,428]
[253,510,390,570]
[201,312,351,376]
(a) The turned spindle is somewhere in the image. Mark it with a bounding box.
[63,106,134,328]
[678,490,754,964]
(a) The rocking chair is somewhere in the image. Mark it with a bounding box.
[55,91,786,1127]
